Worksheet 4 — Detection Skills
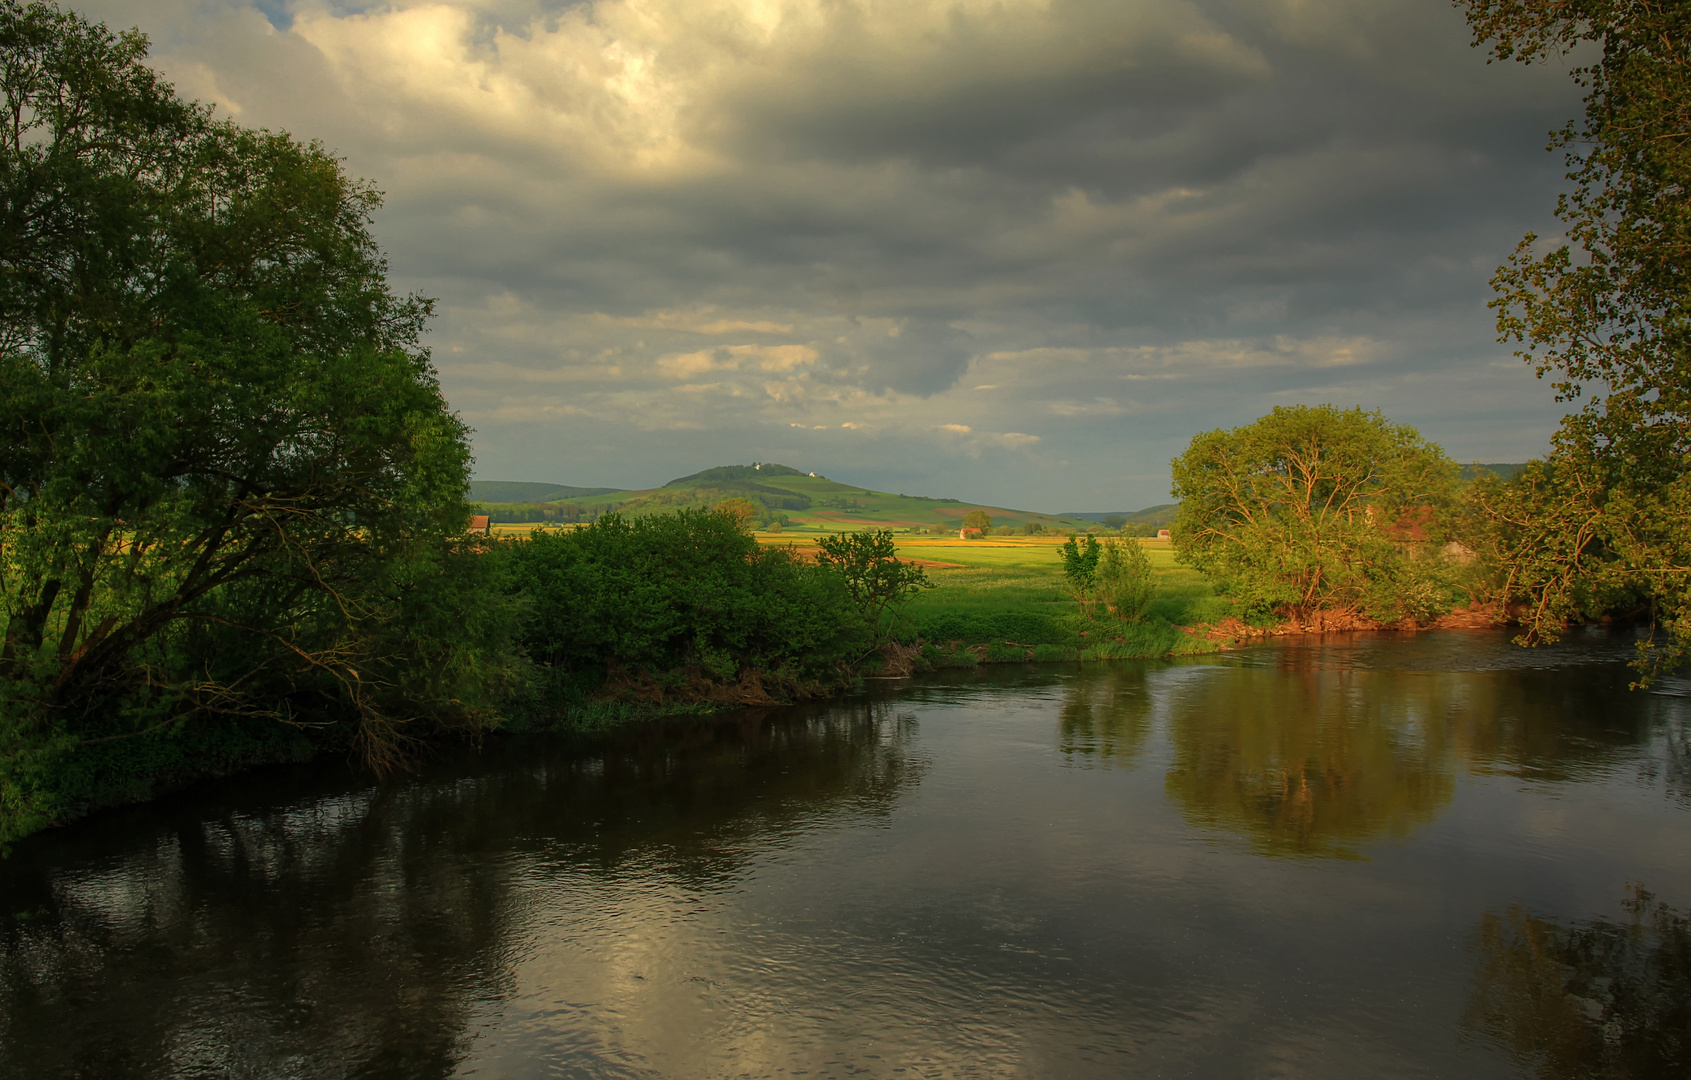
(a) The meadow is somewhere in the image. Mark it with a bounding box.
[773,533,1231,663]
[485,523,1235,663]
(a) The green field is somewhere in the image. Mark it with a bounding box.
[485,523,1230,662]
[823,535,1230,662]
[473,464,1236,664]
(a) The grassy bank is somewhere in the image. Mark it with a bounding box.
[762,535,1235,665]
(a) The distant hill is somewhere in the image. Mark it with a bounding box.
[468,481,626,503]
[471,463,1098,532]
[665,463,808,486]
[1062,504,1179,527]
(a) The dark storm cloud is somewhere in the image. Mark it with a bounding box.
[88,0,1586,508]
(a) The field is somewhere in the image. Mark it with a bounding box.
[482,521,1231,662]
[791,534,1229,662]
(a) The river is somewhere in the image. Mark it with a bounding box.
[2,629,1688,1078]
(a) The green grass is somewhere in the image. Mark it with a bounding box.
[880,537,1231,662]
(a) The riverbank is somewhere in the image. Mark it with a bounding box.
[876,535,1236,665]
[0,532,1472,847]
[871,535,1511,664]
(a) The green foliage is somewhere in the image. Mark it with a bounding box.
[1461,448,1663,649]
[1095,538,1155,622]
[962,509,993,532]
[660,466,812,510]
[477,501,596,524]
[1170,405,1460,624]
[814,529,935,648]
[1461,0,1691,676]
[1056,533,1102,614]
[909,608,1070,647]
[713,497,758,531]
[0,2,513,841]
[499,511,863,716]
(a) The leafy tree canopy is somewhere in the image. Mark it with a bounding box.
[813,529,934,649]
[0,1,500,836]
[1170,405,1459,624]
[1460,0,1691,673]
[1095,538,1155,623]
[664,463,807,486]
[501,511,859,697]
[713,497,758,531]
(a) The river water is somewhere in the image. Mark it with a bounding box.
[2,630,1688,1079]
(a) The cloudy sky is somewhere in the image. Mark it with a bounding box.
[94,0,1583,511]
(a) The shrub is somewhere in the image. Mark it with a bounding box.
[814,529,935,648]
[1057,533,1102,615]
[499,511,863,713]
[1096,539,1156,622]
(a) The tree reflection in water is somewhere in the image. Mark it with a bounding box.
[1057,664,1154,768]
[1464,887,1691,1079]
[0,702,921,1079]
[1154,643,1656,858]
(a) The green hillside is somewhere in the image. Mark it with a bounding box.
[468,480,626,503]
[664,463,808,485]
[1062,504,1178,527]
[471,463,1102,532]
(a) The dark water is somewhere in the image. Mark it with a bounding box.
[3,630,1689,1079]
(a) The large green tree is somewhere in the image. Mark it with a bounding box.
[1460,0,1691,672]
[1170,406,1460,625]
[0,2,508,837]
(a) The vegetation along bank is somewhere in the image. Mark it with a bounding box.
[4,0,1689,843]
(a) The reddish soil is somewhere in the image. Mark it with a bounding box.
[1179,602,1506,645]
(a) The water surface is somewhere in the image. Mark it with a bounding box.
[3,629,1688,1078]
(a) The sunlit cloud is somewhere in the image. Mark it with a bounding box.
[100,0,1585,507]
